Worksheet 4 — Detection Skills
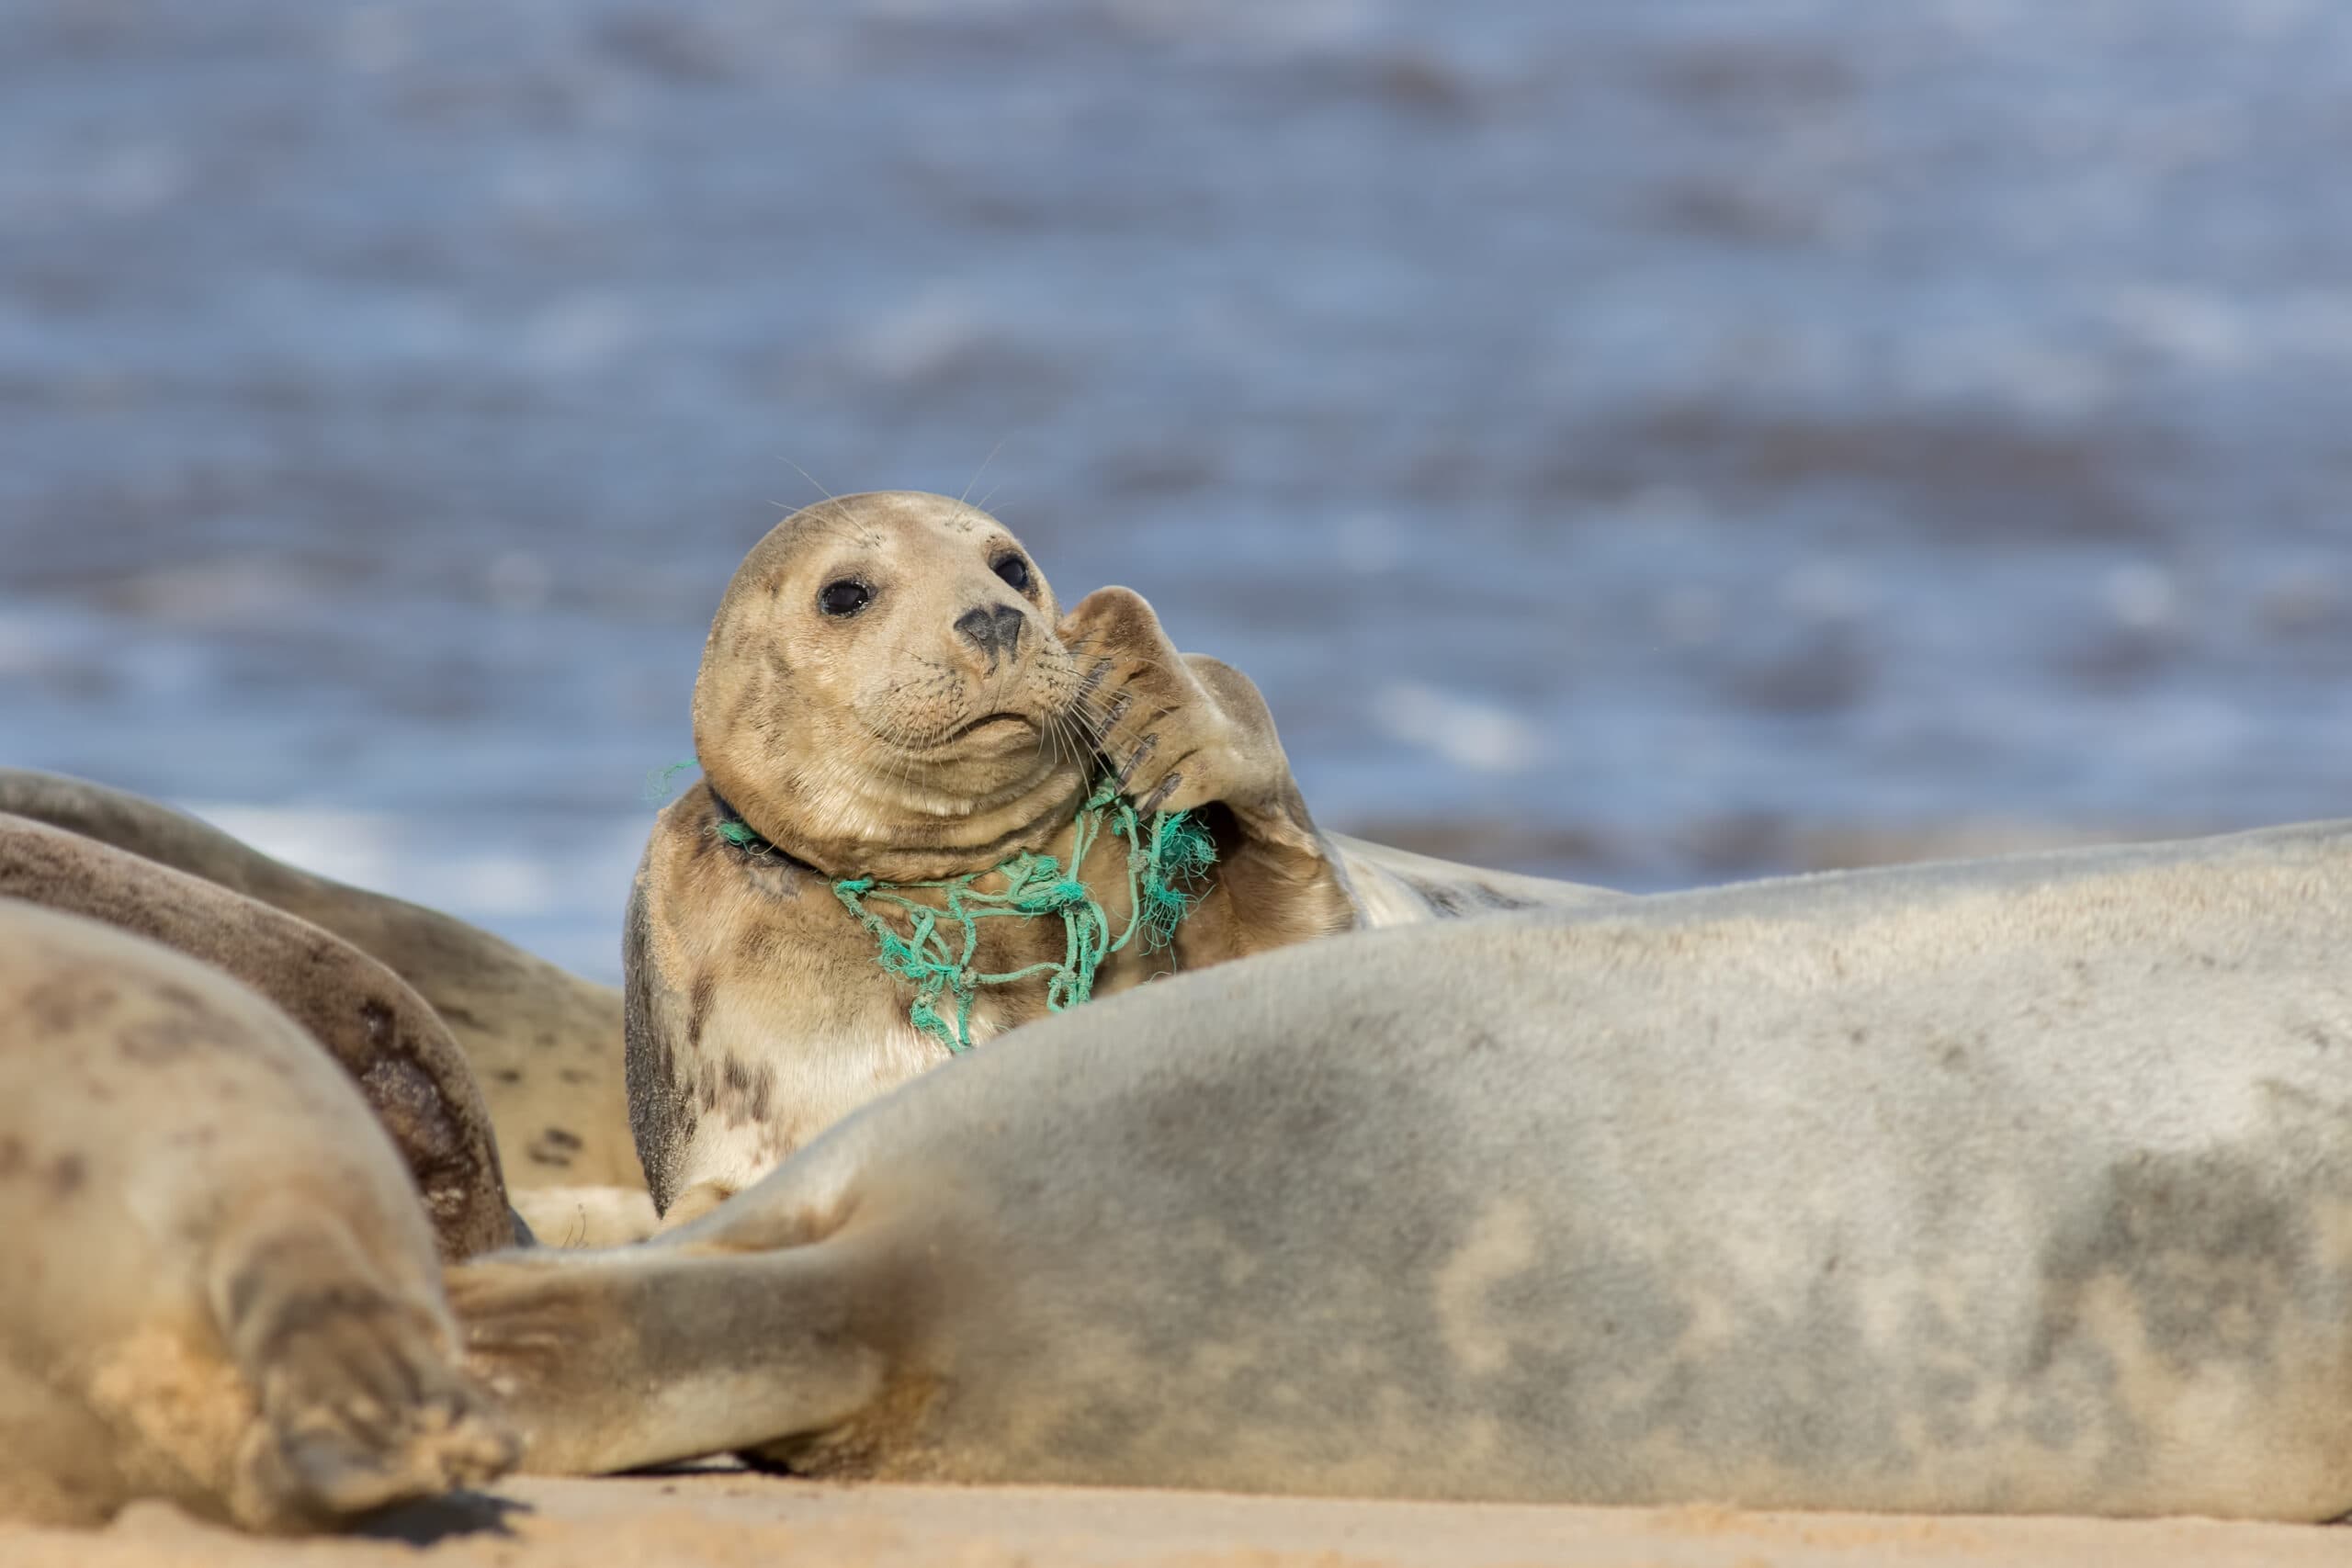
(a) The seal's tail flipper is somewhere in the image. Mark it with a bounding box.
[209,1206,519,1531]
[447,1241,885,1475]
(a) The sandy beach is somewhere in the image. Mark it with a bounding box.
[3,1471,2345,1568]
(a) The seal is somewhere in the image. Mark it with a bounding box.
[459,818,2352,1519]
[629,491,1616,1222]
[0,769,655,1246]
[0,899,518,1529]
[0,814,514,1260]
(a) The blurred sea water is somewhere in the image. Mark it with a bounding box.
[6,0,2352,979]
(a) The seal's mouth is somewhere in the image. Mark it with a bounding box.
[943,711,1035,741]
[876,710,1040,754]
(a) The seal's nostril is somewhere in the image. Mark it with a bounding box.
[955,604,1025,659]
[953,605,996,649]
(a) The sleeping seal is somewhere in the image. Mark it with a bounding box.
[632,491,1615,1222]
[0,815,514,1260]
[0,770,654,1246]
[0,900,515,1529]
[458,818,2352,1519]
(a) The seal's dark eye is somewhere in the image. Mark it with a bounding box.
[818,580,873,617]
[991,555,1031,592]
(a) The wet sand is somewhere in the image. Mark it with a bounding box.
[3,1472,2345,1568]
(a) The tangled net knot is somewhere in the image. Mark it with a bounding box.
[817,775,1217,1053]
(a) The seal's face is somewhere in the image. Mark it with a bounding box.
[692,491,1093,874]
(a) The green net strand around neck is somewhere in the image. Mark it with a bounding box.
[701,768,1216,1054]
[831,775,1216,1053]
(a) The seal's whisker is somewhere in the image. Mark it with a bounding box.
[1041,709,1084,769]
[959,440,1005,511]
[1040,710,1086,772]
[775,456,835,504]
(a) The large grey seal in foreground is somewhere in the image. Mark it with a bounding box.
[0,900,515,1529]
[458,818,2352,1519]
[634,491,1613,1224]
[0,770,654,1246]
[0,815,515,1260]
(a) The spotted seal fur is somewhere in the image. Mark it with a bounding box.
[0,900,515,1529]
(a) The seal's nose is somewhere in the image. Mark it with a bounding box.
[954,603,1025,663]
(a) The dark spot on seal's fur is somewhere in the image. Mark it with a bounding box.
[1395,874,1539,917]
[117,1016,197,1061]
[527,1126,583,1168]
[1396,874,1468,916]
[686,973,717,1050]
[701,1054,775,1124]
[2031,1147,2310,1372]
[21,975,106,1034]
[736,923,784,965]
[435,1002,486,1031]
[0,1135,25,1178]
[358,999,394,1044]
[47,1153,86,1197]
[560,1066,591,1085]
[492,1068,524,1085]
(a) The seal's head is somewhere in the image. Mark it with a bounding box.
[691,491,1092,880]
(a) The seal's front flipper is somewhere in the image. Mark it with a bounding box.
[447,1241,884,1476]
[210,1204,517,1530]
